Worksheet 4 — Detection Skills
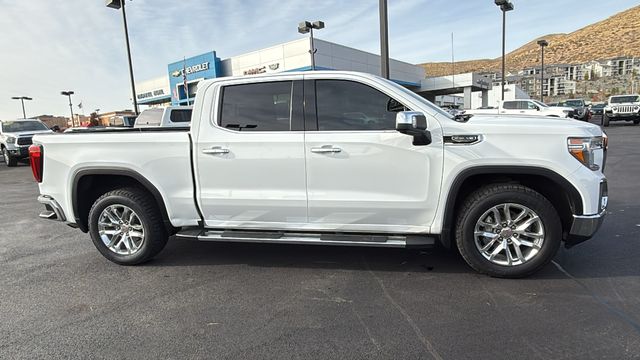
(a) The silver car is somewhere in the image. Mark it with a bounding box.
[1,119,53,167]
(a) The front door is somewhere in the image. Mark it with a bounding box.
[303,79,442,233]
[195,78,308,228]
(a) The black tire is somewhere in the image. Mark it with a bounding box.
[633,119,640,125]
[88,187,168,265]
[602,114,610,127]
[455,184,562,278]
[2,147,18,167]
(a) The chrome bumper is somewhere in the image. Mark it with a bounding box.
[569,210,606,238]
[37,195,66,222]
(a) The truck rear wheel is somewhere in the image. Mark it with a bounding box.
[88,187,168,265]
[455,184,562,278]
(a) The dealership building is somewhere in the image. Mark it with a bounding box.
[135,37,492,109]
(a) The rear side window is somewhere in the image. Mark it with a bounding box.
[315,80,405,131]
[169,109,192,123]
[219,81,292,131]
[503,101,518,110]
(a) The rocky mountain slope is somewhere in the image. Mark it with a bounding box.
[420,5,640,76]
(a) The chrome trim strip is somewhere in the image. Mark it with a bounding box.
[37,195,66,222]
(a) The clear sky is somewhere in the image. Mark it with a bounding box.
[0,0,637,120]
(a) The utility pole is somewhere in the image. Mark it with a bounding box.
[379,0,389,79]
[11,96,32,119]
[107,0,139,115]
[537,39,549,102]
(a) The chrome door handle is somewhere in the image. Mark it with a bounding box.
[202,146,230,155]
[311,145,342,153]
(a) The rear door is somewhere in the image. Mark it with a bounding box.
[195,77,308,228]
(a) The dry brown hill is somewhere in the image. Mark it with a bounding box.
[421,5,640,76]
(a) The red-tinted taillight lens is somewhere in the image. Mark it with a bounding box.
[28,144,43,183]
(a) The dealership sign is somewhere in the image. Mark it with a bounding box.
[243,62,280,75]
[171,62,210,77]
[137,88,166,100]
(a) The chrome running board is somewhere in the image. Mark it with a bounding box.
[175,228,435,248]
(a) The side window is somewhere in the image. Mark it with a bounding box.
[169,109,192,123]
[526,101,538,110]
[220,81,292,131]
[315,80,406,131]
[503,101,518,109]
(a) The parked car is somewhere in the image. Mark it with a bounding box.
[602,94,640,126]
[31,71,607,278]
[590,103,607,117]
[1,119,53,167]
[558,99,590,121]
[134,106,192,128]
[466,99,574,118]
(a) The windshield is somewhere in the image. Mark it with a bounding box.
[561,100,583,107]
[1,120,48,132]
[610,95,639,104]
[531,100,549,108]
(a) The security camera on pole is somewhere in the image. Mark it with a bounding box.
[298,21,324,71]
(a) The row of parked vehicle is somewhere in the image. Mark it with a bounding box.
[0,106,193,167]
[441,93,640,127]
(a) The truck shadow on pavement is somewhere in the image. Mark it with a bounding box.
[150,239,477,276]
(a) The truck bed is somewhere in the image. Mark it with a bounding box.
[33,130,200,228]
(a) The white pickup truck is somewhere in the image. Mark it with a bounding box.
[467,99,574,118]
[30,71,608,278]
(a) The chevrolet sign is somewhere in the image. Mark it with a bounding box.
[172,62,210,77]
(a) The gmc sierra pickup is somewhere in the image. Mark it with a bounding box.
[30,71,608,278]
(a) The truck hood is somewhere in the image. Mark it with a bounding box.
[454,114,602,137]
[3,129,53,137]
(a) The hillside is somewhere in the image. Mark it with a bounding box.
[421,5,640,76]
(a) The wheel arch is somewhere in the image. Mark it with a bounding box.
[440,166,583,249]
[72,167,174,233]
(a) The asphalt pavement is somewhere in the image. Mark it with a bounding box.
[1,119,639,359]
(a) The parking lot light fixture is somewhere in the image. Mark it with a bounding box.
[495,0,514,101]
[298,20,325,71]
[61,91,75,127]
[11,96,33,119]
[537,39,549,102]
[106,0,139,115]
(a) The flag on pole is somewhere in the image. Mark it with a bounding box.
[183,57,190,106]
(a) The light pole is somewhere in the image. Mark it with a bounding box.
[298,20,325,71]
[379,0,389,79]
[61,91,75,127]
[495,0,514,101]
[537,39,549,102]
[106,0,139,115]
[11,96,32,119]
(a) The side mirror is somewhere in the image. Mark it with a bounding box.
[534,105,540,111]
[395,111,431,146]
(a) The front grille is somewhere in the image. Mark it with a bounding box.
[615,105,635,113]
[17,137,33,146]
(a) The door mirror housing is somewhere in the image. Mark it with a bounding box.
[395,111,431,146]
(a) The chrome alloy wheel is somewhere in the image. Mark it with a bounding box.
[474,203,544,266]
[98,204,145,255]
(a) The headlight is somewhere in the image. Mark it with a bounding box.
[612,106,618,111]
[568,137,604,171]
[634,105,639,111]
[563,109,570,113]
[5,136,16,144]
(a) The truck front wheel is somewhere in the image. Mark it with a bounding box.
[88,187,168,265]
[455,184,562,278]
[602,114,610,127]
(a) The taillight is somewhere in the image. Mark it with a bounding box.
[28,144,43,183]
